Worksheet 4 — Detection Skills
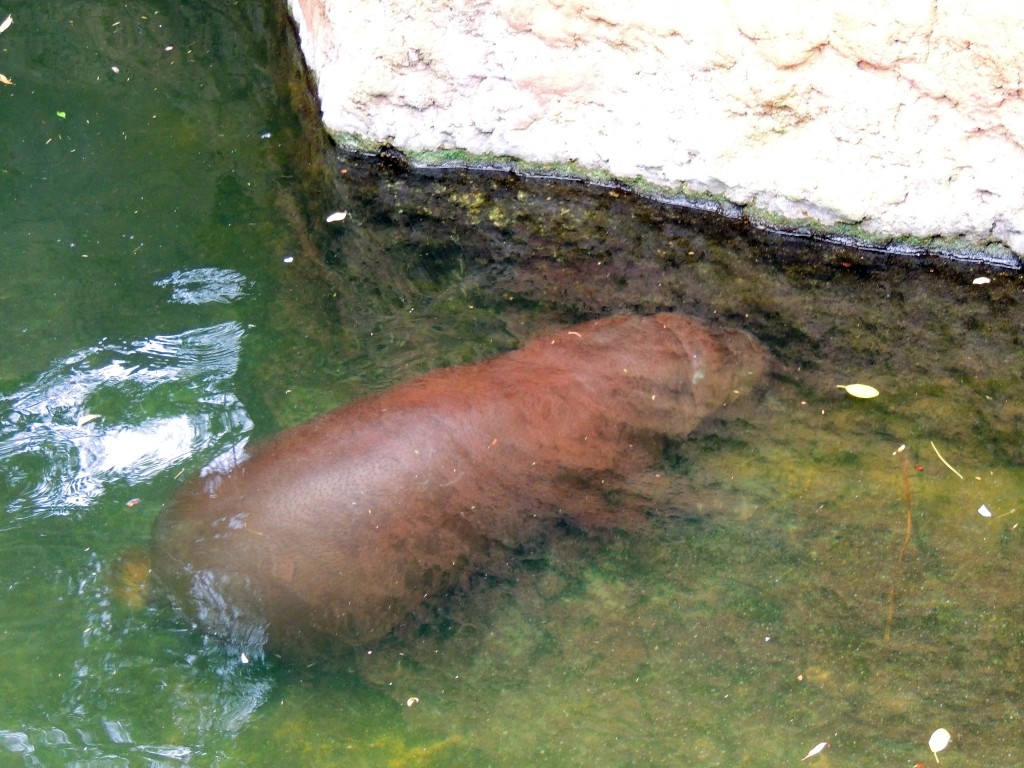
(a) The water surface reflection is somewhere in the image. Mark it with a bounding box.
[0,320,250,526]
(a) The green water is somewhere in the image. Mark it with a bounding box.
[2,2,1023,766]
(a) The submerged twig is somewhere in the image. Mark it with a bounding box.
[929,440,964,480]
[884,445,914,646]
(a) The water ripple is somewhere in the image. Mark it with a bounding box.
[153,267,251,304]
[0,322,251,526]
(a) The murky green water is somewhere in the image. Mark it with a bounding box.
[2,2,1023,766]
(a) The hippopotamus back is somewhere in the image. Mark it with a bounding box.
[152,314,768,658]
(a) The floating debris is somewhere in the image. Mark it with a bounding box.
[989,507,1020,520]
[801,741,828,760]
[326,211,349,223]
[836,383,879,399]
[978,504,992,518]
[929,440,964,480]
[928,727,951,762]
[972,276,991,285]
[0,15,12,35]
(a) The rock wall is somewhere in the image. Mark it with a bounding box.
[285,0,1024,264]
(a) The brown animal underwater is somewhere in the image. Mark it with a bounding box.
[151,313,768,659]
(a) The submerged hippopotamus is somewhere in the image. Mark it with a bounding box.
[152,313,767,658]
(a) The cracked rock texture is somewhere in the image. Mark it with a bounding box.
[286,0,1024,259]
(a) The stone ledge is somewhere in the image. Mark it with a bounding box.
[335,140,1024,271]
[286,0,1024,268]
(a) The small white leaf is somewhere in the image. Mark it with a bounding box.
[326,211,348,223]
[928,727,951,760]
[76,413,101,427]
[978,504,992,518]
[801,741,828,760]
[972,276,991,285]
[0,15,12,35]
[836,383,879,399]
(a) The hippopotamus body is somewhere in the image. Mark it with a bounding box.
[152,314,767,658]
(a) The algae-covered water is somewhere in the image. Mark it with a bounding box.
[2,2,1023,766]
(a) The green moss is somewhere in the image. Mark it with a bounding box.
[329,136,1020,268]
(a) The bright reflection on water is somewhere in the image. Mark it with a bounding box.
[0,316,249,525]
[154,268,254,306]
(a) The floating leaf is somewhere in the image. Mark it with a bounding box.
[928,727,951,762]
[978,504,992,518]
[0,14,12,35]
[801,741,828,760]
[76,413,101,427]
[836,383,879,399]
[56,111,67,119]
[0,74,12,86]
[972,276,991,285]
[326,211,348,223]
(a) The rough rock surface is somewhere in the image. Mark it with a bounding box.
[286,0,1024,261]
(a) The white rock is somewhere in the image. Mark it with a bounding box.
[286,0,1024,260]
